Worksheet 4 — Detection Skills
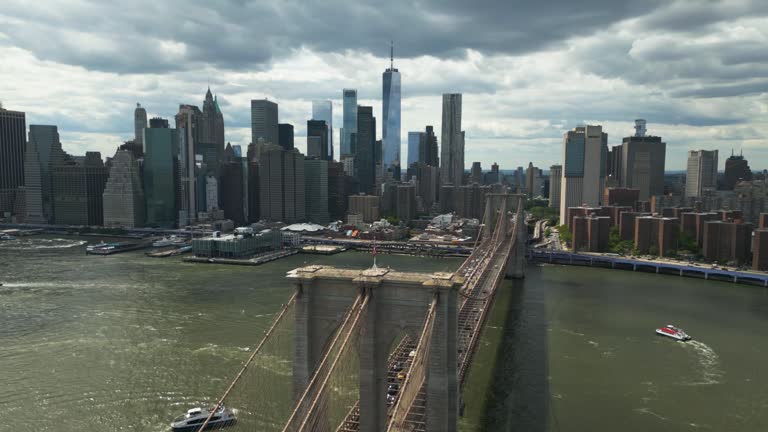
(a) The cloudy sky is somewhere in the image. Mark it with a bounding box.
[1,0,766,171]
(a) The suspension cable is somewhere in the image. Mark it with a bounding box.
[196,292,297,432]
[282,293,363,432]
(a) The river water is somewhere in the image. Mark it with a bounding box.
[1,236,767,431]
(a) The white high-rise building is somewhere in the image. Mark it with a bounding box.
[549,164,562,209]
[134,103,147,148]
[559,125,608,223]
[103,150,145,228]
[685,149,719,198]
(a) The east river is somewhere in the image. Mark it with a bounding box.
[1,236,767,431]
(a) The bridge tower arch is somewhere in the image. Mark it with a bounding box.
[290,266,463,432]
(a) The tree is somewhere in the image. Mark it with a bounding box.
[529,206,557,222]
[679,232,699,254]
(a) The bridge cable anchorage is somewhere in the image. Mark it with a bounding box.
[195,292,298,432]
[282,293,367,432]
[386,294,438,431]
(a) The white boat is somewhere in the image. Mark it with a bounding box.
[0,234,16,241]
[656,324,691,341]
[171,406,236,432]
[154,235,187,247]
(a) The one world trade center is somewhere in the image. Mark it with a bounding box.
[382,42,401,176]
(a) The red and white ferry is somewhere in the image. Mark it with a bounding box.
[655,324,691,341]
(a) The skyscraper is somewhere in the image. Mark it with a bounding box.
[23,138,44,223]
[201,88,225,161]
[0,106,26,215]
[52,152,108,226]
[259,145,305,223]
[525,162,542,198]
[27,125,65,223]
[549,164,562,209]
[419,125,439,167]
[219,143,245,226]
[312,100,333,161]
[440,94,464,187]
[686,150,719,198]
[307,120,329,161]
[144,127,179,228]
[341,89,357,156]
[304,159,329,224]
[175,104,203,226]
[382,43,401,170]
[134,103,147,148]
[355,106,376,195]
[103,150,145,228]
[472,162,483,185]
[278,123,294,151]
[251,99,279,148]
[723,150,752,190]
[407,132,421,167]
[560,125,608,222]
[619,122,666,201]
[149,117,169,128]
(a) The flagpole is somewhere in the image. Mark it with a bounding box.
[372,231,377,269]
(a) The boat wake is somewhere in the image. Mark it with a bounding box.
[0,238,87,250]
[683,340,722,385]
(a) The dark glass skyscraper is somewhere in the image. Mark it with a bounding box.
[419,125,439,167]
[149,117,169,128]
[144,127,179,227]
[341,89,357,156]
[307,120,329,161]
[355,106,376,195]
[0,106,26,215]
[382,43,401,170]
[219,143,245,225]
[278,123,294,151]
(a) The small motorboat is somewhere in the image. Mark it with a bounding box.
[171,406,236,432]
[0,234,16,241]
[655,324,691,341]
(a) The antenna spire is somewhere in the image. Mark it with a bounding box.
[390,40,394,69]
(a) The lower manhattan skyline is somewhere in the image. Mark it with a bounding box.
[0,0,765,171]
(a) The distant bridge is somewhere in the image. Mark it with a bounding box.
[196,193,527,432]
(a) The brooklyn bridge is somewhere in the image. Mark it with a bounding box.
[196,193,527,432]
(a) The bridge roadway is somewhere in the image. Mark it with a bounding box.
[334,213,517,431]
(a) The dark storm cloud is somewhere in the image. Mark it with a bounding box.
[0,0,665,74]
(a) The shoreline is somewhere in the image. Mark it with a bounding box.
[529,249,768,287]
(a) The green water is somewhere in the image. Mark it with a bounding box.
[461,264,768,431]
[2,236,768,431]
[0,236,459,431]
